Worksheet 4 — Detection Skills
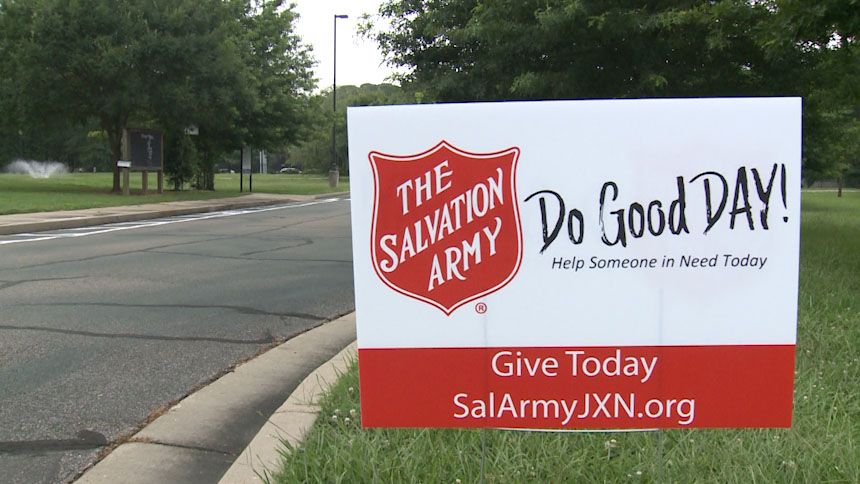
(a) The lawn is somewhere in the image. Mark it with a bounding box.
[0,172,349,215]
[273,191,860,483]
[213,173,349,196]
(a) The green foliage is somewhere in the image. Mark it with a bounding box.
[1,0,154,177]
[0,121,111,171]
[371,1,802,101]
[368,0,858,185]
[803,105,860,185]
[287,83,414,173]
[238,0,317,151]
[166,134,199,190]
[771,0,859,42]
[0,0,316,191]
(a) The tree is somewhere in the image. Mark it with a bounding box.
[764,0,860,189]
[155,0,318,190]
[0,0,316,191]
[238,1,317,151]
[1,0,152,190]
[141,0,254,190]
[368,0,858,189]
[287,83,414,173]
[369,1,804,102]
[165,133,198,190]
[770,0,859,43]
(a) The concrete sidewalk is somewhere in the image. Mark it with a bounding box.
[76,314,357,484]
[0,193,346,235]
[219,341,357,483]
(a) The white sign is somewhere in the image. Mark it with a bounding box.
[348,98,801,429]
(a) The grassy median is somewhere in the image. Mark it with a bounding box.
[273,191,860,483]
[0,173,349,215]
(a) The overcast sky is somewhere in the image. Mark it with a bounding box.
[291,0,401,90]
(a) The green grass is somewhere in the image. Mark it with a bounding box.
[212,173,349,196]
[0,173,348,215]
[273,191,860,483]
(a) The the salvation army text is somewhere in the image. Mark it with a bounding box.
[377,160,507,291]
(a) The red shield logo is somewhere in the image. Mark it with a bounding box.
[369,141,522,315]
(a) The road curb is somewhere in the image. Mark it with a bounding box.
[0,198,287,236]
[315,191,350,199]
[0,191,350,235]
[75,313,356,484]
[219,341,357,483]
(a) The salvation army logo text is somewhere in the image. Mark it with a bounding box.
[369,141,522,315]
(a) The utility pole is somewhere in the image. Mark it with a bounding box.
[329,14,348,188]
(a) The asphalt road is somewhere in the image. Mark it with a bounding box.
[0,198,354,483]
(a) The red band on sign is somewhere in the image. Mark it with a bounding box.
[358,345,795,429]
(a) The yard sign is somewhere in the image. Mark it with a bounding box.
[347,98,801,429]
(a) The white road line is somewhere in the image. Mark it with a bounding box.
[0,236,56,245]
[0,199,343,246]
[37,216,89,222]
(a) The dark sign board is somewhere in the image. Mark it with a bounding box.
[125,129,163,170]
[241,146,252,174]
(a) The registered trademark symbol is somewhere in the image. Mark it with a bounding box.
[475,302,488,314]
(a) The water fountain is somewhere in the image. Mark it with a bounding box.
[3,160,69,178]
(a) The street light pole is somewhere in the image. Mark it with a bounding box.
[329,14,348,189]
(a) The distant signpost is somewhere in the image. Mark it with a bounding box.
[121,128,164,195]
[241,146,252,193]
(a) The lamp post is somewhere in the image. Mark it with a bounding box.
[329,14,349,188]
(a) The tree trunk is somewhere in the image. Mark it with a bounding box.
[110,134,122,193]
[204,159,215,191]
[837,175,843,198]
[101,115,127,193]
[199,145,215,190]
